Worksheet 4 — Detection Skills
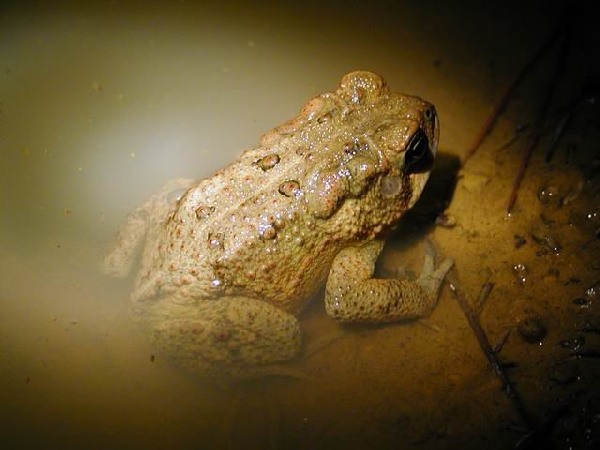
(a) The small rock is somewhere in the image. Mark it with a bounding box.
[537,185,559,205]
[461,171,490,193]
[517,316,547,344]
[435,213,456,228]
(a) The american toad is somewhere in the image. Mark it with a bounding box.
[105,71,453,378]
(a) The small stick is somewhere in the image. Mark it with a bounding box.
[447,276,512,393]
[474,281,494,317]
[462,26,564,166]
[493,328,512,355]
[507,13,573,213]
[544,108,572,163]
[447,273,534,429]
[495,126,528,152]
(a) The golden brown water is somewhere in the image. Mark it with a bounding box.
[2,1,599,449]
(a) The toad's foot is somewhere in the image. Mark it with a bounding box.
[417,240,454,301]
[104,178,195,278]
[150,297,302,379]
[325,239,453,322]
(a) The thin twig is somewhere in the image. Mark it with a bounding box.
[544,108,572,163]
[461,26,564,167]
[507,13,573,213]
[448,276,512,393]
[474,281,494,317]
[447,272,534,430]
[492,328,511,355]
[495,126,528,152]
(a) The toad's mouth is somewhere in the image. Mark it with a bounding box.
[433,113,439,156]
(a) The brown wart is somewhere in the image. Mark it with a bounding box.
[278,180,301,197]
[255,154,280,171]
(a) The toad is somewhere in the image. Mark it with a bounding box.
[105,71,453,378]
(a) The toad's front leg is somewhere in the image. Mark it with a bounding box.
[325,240,453,322]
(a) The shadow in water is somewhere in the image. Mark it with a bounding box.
[390,151,461,245]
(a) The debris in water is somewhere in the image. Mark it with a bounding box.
[572,297,589,308]
[512,263,528,285]
[585,280,600,299]
[580,321,600,334]
[559,336,585,351]
[514,235,527,249]
[538,185,559,205]
[435,213,456,228]
[531,228,562,254]
[561,179,584,205]
[517,316,547,344]
[493,328,511,354]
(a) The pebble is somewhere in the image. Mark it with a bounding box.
[461,170,490,193]
[517,316,547,344]
[435,213,456,228]
[537,184,559,205]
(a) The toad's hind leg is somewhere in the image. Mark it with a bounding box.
[151,297,302,378]
[104,178,195,277]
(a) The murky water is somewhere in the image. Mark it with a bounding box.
[2,1,599,449]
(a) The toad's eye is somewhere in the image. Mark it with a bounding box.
[424,107,433,121]
[404,129,433,174]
